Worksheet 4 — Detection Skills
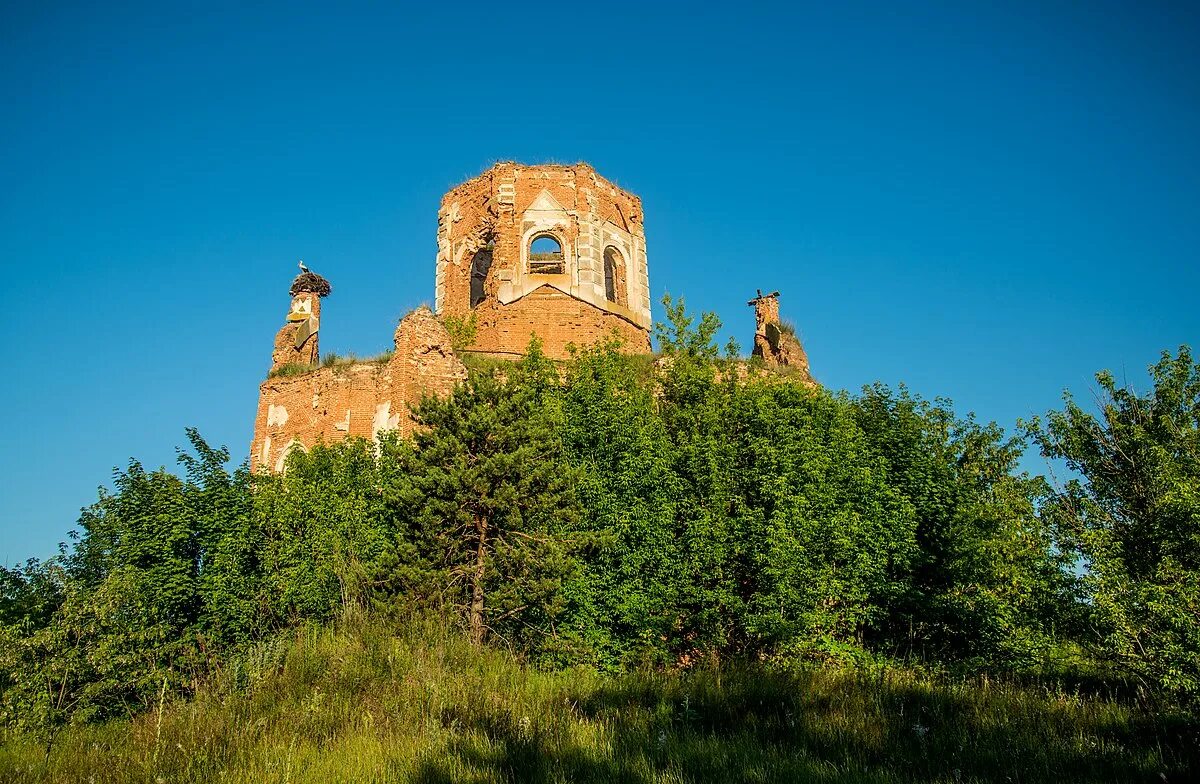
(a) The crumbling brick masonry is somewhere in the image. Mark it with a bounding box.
[251,163,813,471]
[435,162,652,358]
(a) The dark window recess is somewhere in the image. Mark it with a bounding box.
[470,247,493,307]
[603,247,627,306]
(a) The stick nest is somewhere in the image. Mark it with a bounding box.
[290,272,332,297]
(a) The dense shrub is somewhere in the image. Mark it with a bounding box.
[1025,346,1200,706]
[2,298,1191,732]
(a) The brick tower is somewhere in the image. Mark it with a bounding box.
[747,290,814,384]
[270,269,331,372]
[434,163,652,359]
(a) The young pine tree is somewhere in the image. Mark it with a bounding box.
[406,342,582,647]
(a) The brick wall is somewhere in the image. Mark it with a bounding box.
[251,307,465,471]
[435,162,653,359]
[467,286,650,358]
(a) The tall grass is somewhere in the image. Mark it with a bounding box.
[1,616,1194,783]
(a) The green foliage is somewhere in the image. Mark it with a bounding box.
[1,617,1194,783]
[1,430,252,728]
[253,438,395,624]
[442,312,478,351]
[728,381,915,661]
[404,339,582,648]
[319,351,393,370]
[3,298,1194,755]
[267,362,314,378]
[459,351,511,378]
[653,293,721,360]
[1025,346,1200,705]
[852,385,1076,669]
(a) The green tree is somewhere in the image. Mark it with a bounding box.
[253,438,390,624]
[854,386,1073,669]
[557,338,681,667]
[1,431,255,728]
[1025,346,1200,703]
[406,342,582,646]
[729,380,916,662]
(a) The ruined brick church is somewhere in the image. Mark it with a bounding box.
[252,163,809,471]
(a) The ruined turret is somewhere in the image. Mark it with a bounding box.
[270,270,331,372]
[435,163,652,359]
[748,290,814,384]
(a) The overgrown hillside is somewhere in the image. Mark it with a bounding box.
[2,298,1198,781]
[3,616,1195,783]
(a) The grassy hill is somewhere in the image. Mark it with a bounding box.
[2,616,1194,784]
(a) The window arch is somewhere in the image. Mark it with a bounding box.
[528,233,565,275]
[603,246,627,306]
[275,439,307,473]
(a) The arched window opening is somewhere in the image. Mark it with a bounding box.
[529,234,564,274]
[275,439,307,473]
[470,245,493,307]
[603,247,627,306]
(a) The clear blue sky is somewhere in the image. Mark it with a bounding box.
[2,1,1197,564]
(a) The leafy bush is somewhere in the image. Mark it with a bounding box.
[442,312,478,352]
[5,297,1193,742]
[1025,346,1200,706]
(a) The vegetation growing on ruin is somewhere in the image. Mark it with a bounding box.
[319,350,395,370]
[267,362,315,378]
[3,298,1199,781]
[458,351,512,377]
[442,312,478,352]
[266,352,397,380]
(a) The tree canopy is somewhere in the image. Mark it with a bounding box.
[3,300,1196,730]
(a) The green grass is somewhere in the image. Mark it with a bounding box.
[2,617,1193,784]
[268,362,316,378]
[320,351,395,371]
[267,353,394,380]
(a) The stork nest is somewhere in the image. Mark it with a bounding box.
[290,272,332,297]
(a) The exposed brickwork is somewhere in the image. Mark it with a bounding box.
[435,163,652,358]
[252,164,815,472]
[465,287,648,358]
[252,307,466,471]
[271,291,323,371]
[748,290,815,384]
